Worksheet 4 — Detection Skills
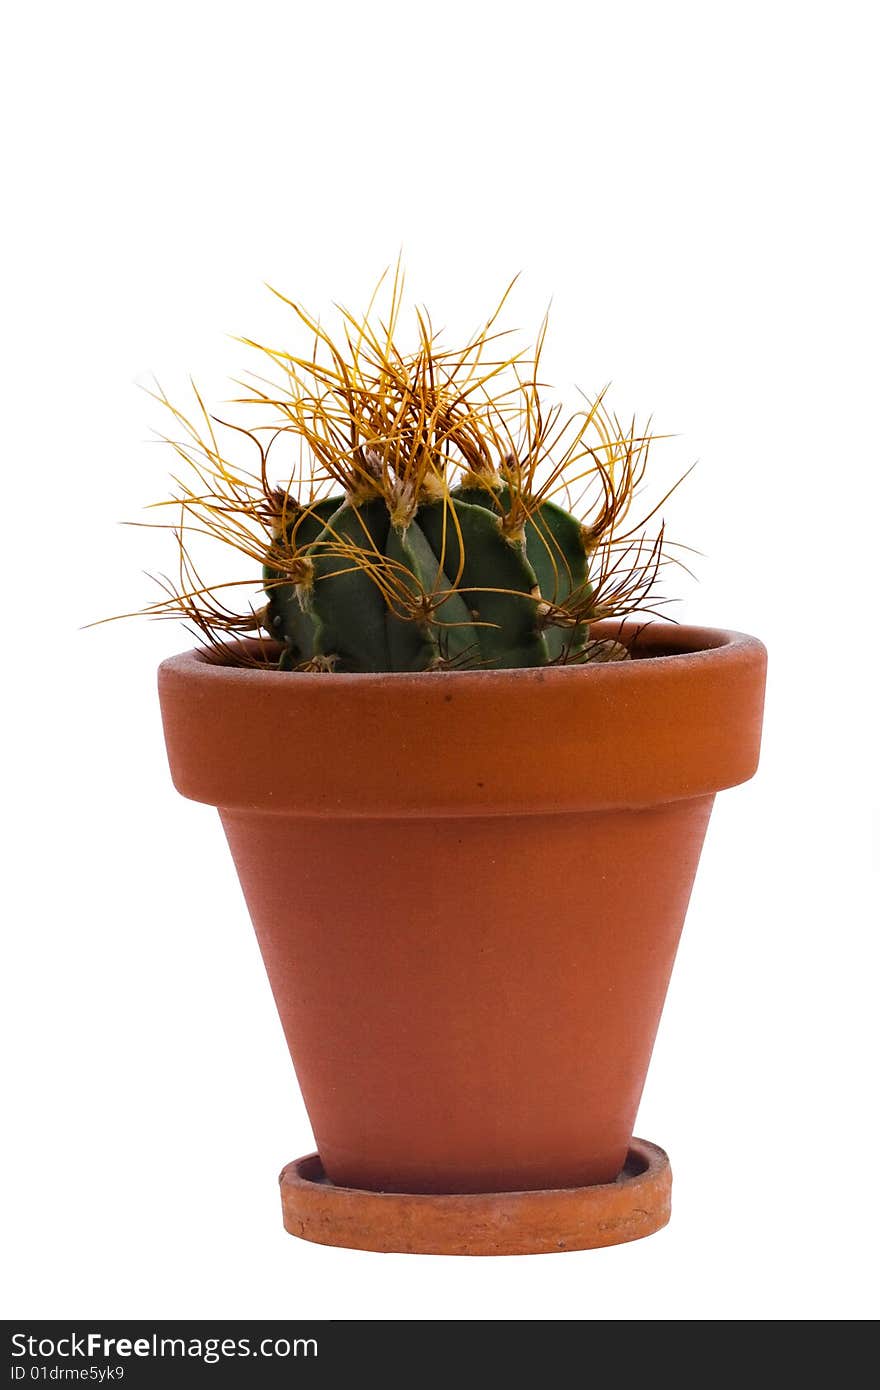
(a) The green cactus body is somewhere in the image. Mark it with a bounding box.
[265,497,389,671]
[454,480,594,662]
[385,516,475,670]
[416,497,548,669]
[264,486,595,673]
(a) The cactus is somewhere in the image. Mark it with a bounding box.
[135,270,676,670]
[264,486,595,672]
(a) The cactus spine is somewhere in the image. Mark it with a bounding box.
[139,272,669,669]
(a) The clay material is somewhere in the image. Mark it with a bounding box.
[279,1138,671,1255]
[158,621,766,1198]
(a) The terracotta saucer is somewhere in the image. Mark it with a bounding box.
[279,1138,670,1256]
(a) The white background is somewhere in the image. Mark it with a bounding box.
[2,0,878,1321]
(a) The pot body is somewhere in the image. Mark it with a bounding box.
[221,798,712,1192]
[159,622,766,1194]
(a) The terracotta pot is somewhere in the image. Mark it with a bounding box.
[158,621,765,1197]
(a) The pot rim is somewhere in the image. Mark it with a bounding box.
[160,618,760,687]
[158,620,767,817]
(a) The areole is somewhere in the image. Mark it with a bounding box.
[158,620,766,1253]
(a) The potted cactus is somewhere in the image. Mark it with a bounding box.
[144,271,766,1254]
